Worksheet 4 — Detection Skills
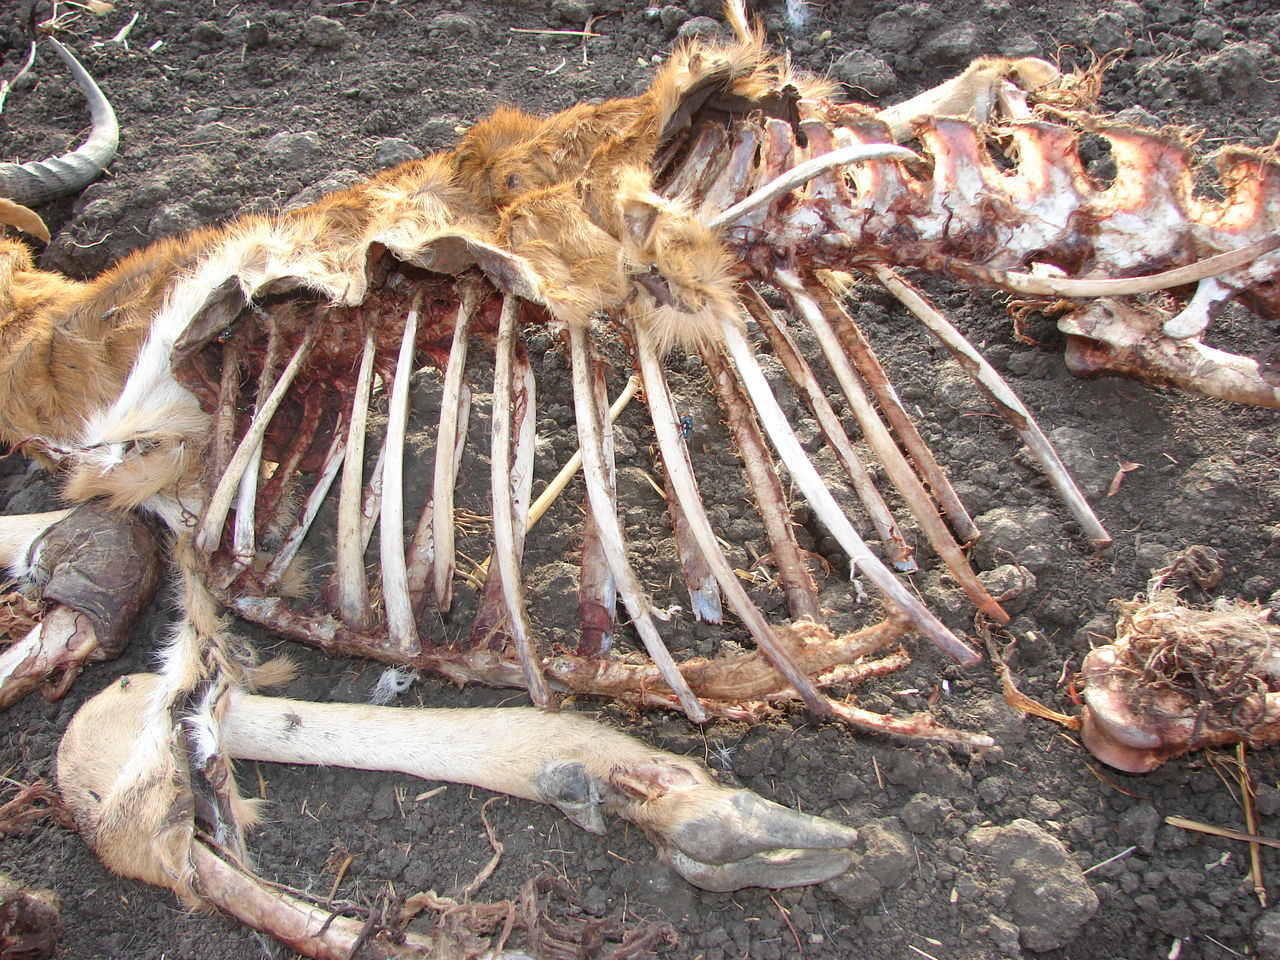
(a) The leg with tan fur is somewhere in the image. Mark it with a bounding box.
[59,671,857,917]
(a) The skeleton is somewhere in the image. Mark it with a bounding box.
[2,4,1280,955]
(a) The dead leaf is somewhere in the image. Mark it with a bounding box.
[1106,461,1143,497]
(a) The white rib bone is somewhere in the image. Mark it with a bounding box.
[230,440,262,568]
[775,271,1006,623]
[380,294,422,655]
[718,318,981,666]
[489,296,553,707]
[334,332,377,630]
[431,284,479,611]
[634,324,829,711]
[567,324,706,722]
[195,323,319,554]
[709,143,919,230]
[739,287,916,572]
[873,265,1113,547]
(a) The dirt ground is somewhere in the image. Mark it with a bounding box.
[3,0,1280,958]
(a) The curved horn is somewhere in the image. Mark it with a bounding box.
[0,38,118,206]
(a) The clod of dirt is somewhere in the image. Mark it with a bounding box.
[964,819,1099,952]
[822,818,912,910]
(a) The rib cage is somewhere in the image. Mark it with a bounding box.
[132,64,1280,739]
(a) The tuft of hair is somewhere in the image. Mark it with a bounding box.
[371,666,419,705]
[247,655,298,691]
[63,393,210,510]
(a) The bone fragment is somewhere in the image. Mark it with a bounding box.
[488,297,552,707]
[701,348,820,622]
[718,318,982,666]
[775,272,1007,623]
[430,284,480,611]
[0,606,96,710]
[1062,298,1280,409]
[635,321,830,712]
[738,286,916,572]
[334,332,378,630]
[567,325,706,722]
[380,293,423,656]
[873,265,1112,546]
[196,323,319,554]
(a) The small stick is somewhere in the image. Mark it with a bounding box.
[1238,743,1268,907]
[0,41,36,115]
[526,375,638,534]
[1165,815,1280,850]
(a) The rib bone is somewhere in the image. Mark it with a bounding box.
[567,324,706,722]
[334,332,378,630]
[488,296,552,707]
[873,265,1112,546]
[718,318,982,666]
[775,271,1006,622]
[380,292,423,655]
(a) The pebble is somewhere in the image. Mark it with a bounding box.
[303,15,350,50]
[966,819,1099,952]
[832,50,898,98]
[373,138,423,169]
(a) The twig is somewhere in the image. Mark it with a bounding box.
[769,894,805,957]
[1082,845,1136,875]
[461,797,505,901]
[1237,743,1267,907]
[1165,815,1280,850]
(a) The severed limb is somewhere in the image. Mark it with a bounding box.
[873,265,1112,546]
[1080,593,1280,774]
[0,506,160,709]
[566,324,706,722]
[218,681,861,891]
